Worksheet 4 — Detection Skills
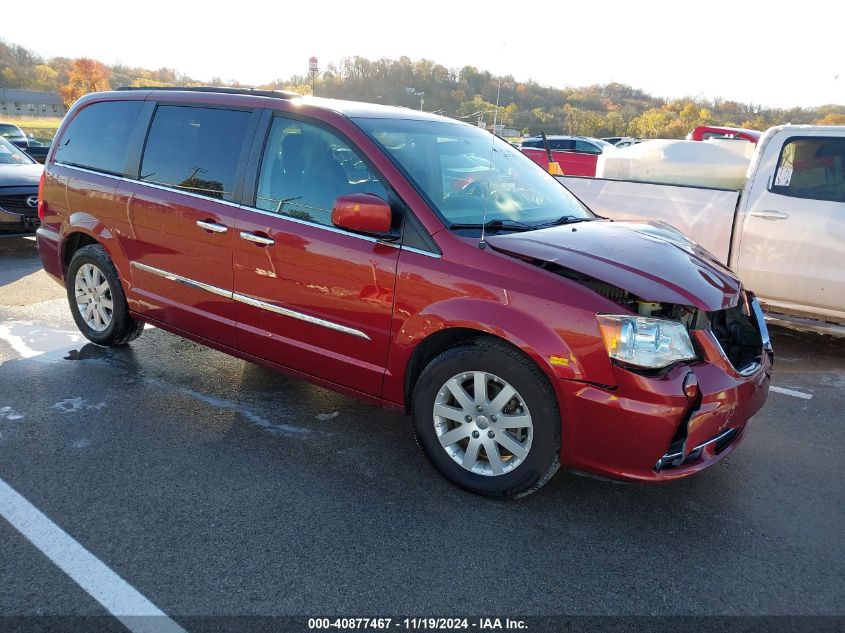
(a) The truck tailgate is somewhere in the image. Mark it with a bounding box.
[557,176,740,265]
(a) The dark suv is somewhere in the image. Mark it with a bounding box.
[36,87,771,497]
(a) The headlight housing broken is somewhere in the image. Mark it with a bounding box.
[597,315,696,369]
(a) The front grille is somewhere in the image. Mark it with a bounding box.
[708,299,764,373]
[655,428,739,470]
[0,194,38,215]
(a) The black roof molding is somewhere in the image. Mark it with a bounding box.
[116,86,299,100]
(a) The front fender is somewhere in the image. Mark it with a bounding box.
[396,296,584,381]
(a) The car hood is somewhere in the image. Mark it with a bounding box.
[0,163,43,187]
[487,220,742,311]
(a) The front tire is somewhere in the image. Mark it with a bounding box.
[412,338,561,498]
[66,244,144,346]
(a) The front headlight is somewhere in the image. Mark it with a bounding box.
[597,315,696,369]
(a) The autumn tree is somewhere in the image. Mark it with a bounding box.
[815,112,845,125]
[32,64,58,91]
[59,58,111,107]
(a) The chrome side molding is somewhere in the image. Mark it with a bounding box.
[129,261,370,340]
[231,292,369,339]
[131,261,231,299]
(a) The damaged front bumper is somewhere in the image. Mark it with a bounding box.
[555,298,773,482]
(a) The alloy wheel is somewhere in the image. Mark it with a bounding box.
[433,371,533,476]
[74,263,114,332]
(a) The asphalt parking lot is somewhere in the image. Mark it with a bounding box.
[1,235,843,630]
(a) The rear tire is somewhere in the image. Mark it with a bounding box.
[66,244,144,346]
[411,338,561,499]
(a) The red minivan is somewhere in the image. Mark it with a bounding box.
[36,88,772,497]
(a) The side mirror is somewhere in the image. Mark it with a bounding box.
[331,193,394,237]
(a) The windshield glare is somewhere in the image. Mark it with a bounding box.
[354,118,593,229]
[0,124,25,139]
[0,137,34,165]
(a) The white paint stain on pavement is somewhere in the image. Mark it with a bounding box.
[0,321,82,361]
[52,398,87,413]
[770,386,813,400]
[0,406,24,421]
[316,411,340,421]
[52,398,108,413]
[170,384,313,437]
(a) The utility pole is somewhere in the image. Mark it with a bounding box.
[309,56,319,96]
[492,80,501,130]
[403,87,425,111]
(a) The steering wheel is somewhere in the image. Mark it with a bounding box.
[463,182,507,201]
[462,181,487,197]
[488,189,509,205]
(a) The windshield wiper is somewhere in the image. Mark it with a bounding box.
[536,215,599,228]
[449,219,535,233]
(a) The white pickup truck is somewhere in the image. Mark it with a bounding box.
[559,125,845,334]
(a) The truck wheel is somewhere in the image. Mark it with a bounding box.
[412,338,561,498]
[66,244,144,346]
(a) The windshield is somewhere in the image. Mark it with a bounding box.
[0,137,34,165]
[0,124,25,139]
[353,118,593,229]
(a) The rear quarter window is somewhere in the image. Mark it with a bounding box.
[771,136,845,203]
[53,101,143,175]
[548,139,574,150]
[574,140,601,154]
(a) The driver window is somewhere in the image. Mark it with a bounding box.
[255,117,388,226]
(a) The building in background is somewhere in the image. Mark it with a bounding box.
[0,89,66,117]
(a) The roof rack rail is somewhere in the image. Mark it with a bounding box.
[116,86,299,99]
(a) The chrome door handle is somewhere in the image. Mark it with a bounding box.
[196,220,228,233]
[240,231,275,246]
[750,210,789,220]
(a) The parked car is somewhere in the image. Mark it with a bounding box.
[560,124,845,333]
[0,122,29,148]
[0,122,50,164]
[0,137,42,235]
[520,135,613,176]
[37,87,771,497]
[612,137,644,149]
[23,138,50,164]
[687,125,761,144]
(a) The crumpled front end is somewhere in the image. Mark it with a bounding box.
[556,293,773,481]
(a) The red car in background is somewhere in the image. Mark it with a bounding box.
[687,125,762,144]
[520,135,613,176]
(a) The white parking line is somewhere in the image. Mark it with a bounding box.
[770,386,813,400]
[0,477,185,633]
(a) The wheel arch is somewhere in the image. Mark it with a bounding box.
[61,231,99,275]
[59,212,129,281]
[394,297,589,412]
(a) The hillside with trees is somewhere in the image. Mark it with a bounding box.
[2,39,844,138]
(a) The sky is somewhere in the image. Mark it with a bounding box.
[4,0,843,109]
